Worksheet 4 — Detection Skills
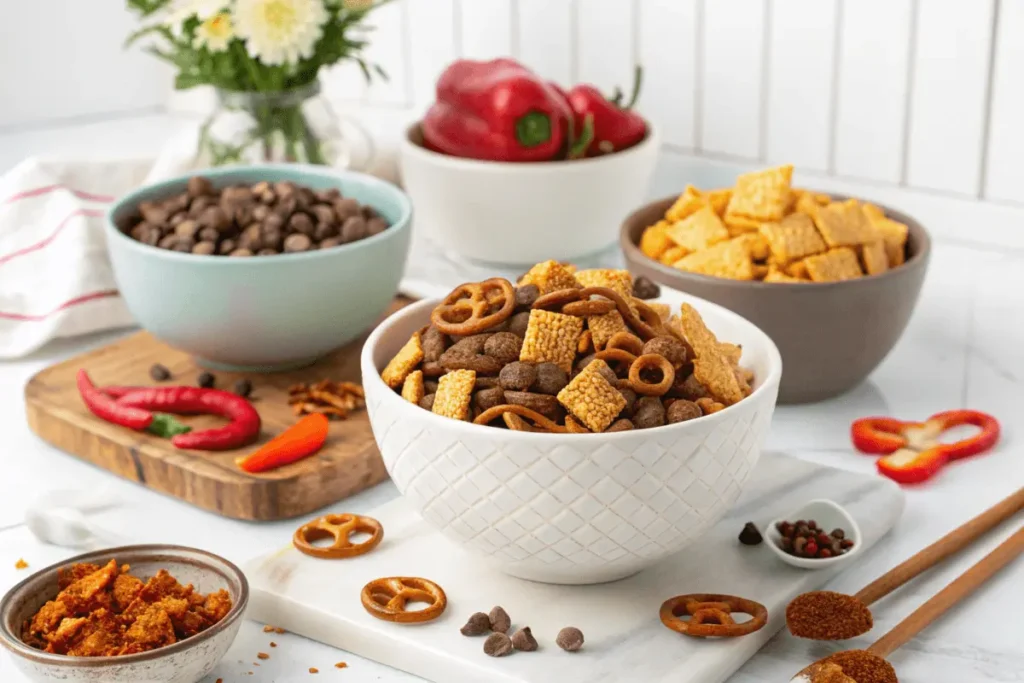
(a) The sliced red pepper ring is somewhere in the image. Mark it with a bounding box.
[851,410,1001,484]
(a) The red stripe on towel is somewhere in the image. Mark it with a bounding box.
[0,289,120,321]
[0,208,105,267]
[2,184,114,206]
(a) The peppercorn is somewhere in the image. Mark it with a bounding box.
[632,275,660,300]
[149,363,171,381]
[197,371,215,388]
[233,379,253,397]
[738,522,763,546]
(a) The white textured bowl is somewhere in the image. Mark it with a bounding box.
[398,123,660,265]
[362,289,782,584]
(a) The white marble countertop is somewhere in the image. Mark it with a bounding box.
[1,119,1022,681]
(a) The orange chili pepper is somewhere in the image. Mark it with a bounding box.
[236,413,329,474]
[851,410,1000,484]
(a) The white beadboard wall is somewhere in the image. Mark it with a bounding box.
[5,0,1024,244]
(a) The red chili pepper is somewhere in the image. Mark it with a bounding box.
[566,65,648,157]
[115,387,261,451]
[422,58,576,162]
[236,413,329,474]
[77,370,153,431]
[851,410,1001,484]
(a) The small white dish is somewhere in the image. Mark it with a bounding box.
[765,499,862,570]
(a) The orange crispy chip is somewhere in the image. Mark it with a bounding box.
[725,165,793,221]
[707,188,733,216]
[765,266,808,283]
[863,206,909,267]
[640,221,673,260]
[759,213,827,263]
[860,240,889,276]
[723,214,763,236]
[804,247,864,282]
[666,206,730,251]
[382,332,423,389]
[659,245,689,265]
[674,236,756,281]
[813,201,877,247]
[665,185,707,222]
[678,304,745,405]
[787,259,810,279]
[573,269,633,298]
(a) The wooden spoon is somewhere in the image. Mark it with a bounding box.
[787,486,1024,640]
[791,525,1024,682]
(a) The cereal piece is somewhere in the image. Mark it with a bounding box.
[518,260,581,294]
[667,400,702,423]
[764,266,807,283]
[418,394,435,411]
[866,213,909,267]
[787,259,810,279]
[607,418,635,432]
[860,239,889,276]
[697,397,726,415]
[759,213,827,263]
[432,369,476,420]
[474,387,506,413]
[643,336,689,367]
[725,165,793,221]
[577,328,593,354]
[665,206,730,251]
[659,245,689,265]
[557,359,626,432]
[587,310,629,349]
[804,247,864,282]
[400,370,425,404]
[813,201,877,247]
[723,214,763,235]
[707,188,732,216]
[381,332,423,389]
[678,303,745,405]
[484,332,523,365]
[507,310,531,337]
[533,362,569,395]
[632,396,666,428]
[665,185,706,222]
[648,302,672,322]
[573,269,633,298]
[673,237,756,281]
[520,309,583,372]
[504,391,562,421]
[639,221,673,260]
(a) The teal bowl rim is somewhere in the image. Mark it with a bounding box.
[104,163,413,267]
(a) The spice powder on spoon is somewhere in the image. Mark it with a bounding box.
[787,591,874,640]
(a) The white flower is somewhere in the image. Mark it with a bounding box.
[194,11,235,51]
[233,0,328,66]
[166,0,229,33]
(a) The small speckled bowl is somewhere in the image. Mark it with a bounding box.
[0,545,248,683]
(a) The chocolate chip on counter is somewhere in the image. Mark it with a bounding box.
[532,362,568,395]
[483,332,522,365]
[632,275,660,300]
[149,364,171,381]
[488,606,511,634]
[739,522,763,546]
[460,612,491,636]
[666,399,701,424]
[233,379,253,398]
[555,627,584,652]
[483,632,513,657]
[511,627,538,652]
[499,361,536,392]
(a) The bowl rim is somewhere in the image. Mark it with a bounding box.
[361,293,782,442]
[620,193,932,290]
[399,120,661,173]
[0,544,249,668]
[105,163,413,266]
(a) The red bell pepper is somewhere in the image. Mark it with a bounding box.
[851,410,1000,484]
[423,58,577,162]
[566,66,648,156]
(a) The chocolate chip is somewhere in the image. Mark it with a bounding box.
[533,363,568,395]
[149,364,171,381]
[666,399,701,424]
[341,216,368,243]
[283,233,313,253]
[187,176,214,198]
[460,612,491,636]
[289,212,316,237]
[499,361,536,392]
[229,248,254,257]
[488,606,511,634]
[483,632,512,657]
[739,522,763,546]
[556,627,584,652]
[192,240,216,255]
[511,626,538,652]
[633,396,666,429]
[514,284,540,309]
[483,332,522,365]
[367,217,389,236]
[632,275,660,300]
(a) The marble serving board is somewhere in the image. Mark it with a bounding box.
[244,452,904,683]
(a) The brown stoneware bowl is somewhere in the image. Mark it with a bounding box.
[621,195,931,404]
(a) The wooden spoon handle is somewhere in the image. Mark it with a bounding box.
[856,487,1024,606]
[867,525,1024,659]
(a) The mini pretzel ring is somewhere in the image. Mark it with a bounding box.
[578,286,658,340]
[562,299,616,317]
[594,348,638,377]
[532,288,583,311]
[431,278,515,336]
[606,331,645,356]
[475,404,568,433]
[293,513,384,559]
[629,354,676,396]
[659,593,768,638]
[361,577,447,624]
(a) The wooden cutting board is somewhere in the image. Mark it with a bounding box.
[24,299,411,522]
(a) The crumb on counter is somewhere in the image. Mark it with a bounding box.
[309,667,319,674]
[335,661,348,669]
[263,625,275,633]
[257,652,270,660]
[14,558,28,570]
[270,641,277,647]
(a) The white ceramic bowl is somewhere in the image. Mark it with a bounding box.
[362,288,783,584]
[765,499,863,570]
[0,545,248,683]
[398,123,660,265]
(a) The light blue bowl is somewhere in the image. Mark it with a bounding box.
[105,164,412,372]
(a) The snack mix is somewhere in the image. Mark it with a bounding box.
[638,165,910,282]
[381,262,755,432]
[22,560,232,657]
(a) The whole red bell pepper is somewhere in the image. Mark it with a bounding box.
[851,410,1001,484]
[422,58,576,162]
[566,66,648,156]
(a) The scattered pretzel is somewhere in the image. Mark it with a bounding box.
[659,594,768,638]
[532,288,583,311]
[629,354,676,396]
[562,299,616,317]
[431,278,515,335]
[606,331,645,356]
[578,286,658,340]
[475,404,568,433]
[361,577,447,623]
[293,513,384,559]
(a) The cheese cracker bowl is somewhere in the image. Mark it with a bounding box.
[621,195,930,404]
[399,123,660,265]
[361,291,781,585]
